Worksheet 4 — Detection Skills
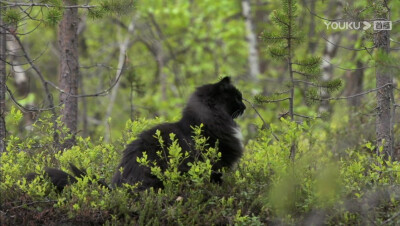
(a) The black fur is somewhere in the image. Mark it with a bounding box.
[27,77,245,191]
[26,166,78,192]
[112,76,246,189]
[26,163,109,191]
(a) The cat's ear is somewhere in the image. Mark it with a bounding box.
[219,76,231,84]
[217,77,231,90]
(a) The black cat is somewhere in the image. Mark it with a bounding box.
[29,77,245,191]
[112,76,246,189]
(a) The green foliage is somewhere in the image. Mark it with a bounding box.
[260,0,342,121]
[322,78,343,93]
[100,0,135,15]
[2,0,399,224]
[3,9,22,26]
[137,124,220,194]
[1,113,400,224]
[44,8,63,26]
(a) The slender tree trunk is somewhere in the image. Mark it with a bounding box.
[242,0,260,81]
[156,42,166,101]
[255,0,270,74]
[7,37,28,96]
[318,32,341,113]
[318,0,342,113]
[344,60,364,107]
[104,20,135,142]
[80,77,88,137]
[58,0,80,148]
[0,14,6,153]
[374,2,393,158]
[287,0,296,161]
[307,0,317,53]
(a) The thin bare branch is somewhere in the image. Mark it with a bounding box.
[6,86,63,112]
[11,30,57,110]
[293,79,318,87]
[321,35,375,51]
[292,70,318,77]
[242,98,279,141]
[293,113,321,119]
[382,210,400,225]
[321,58,375,71]
[313,83,393,101]
[304,5,346,22]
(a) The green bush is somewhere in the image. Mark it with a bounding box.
[1,108,399,225]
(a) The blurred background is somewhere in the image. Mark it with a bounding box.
[2,0,399,153]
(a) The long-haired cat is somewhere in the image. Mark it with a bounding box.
[28,77,246,191]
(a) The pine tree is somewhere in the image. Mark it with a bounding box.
[259,0,341,158]
[1,0,135,149]
[0,9,6,153]
[372,0,394,158]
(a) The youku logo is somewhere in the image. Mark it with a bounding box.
[324,21,392,31]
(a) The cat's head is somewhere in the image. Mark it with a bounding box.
[194,77,246,119]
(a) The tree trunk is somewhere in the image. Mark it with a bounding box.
[0,13,6,153]
[341,32,364,108]
[104,20,135,142]
[318,32,341,113]
[58,0,80,149]
[242,0,260,81]
[344,60,364,107]
[374,13,393,157]
[154,41,166,101]
[318,0,342,113]
[7,37,28,96]
[307,0,317,53]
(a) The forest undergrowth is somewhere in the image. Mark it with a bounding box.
[1,108,400,225]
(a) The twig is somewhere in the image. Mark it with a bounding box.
[242,98,279,141]
[8,27,128,99]
[293,79,318,87]
[293,113,320,119]
[258,97,291,103]
[321,58,375,71]
[6,86,63,112]
[12,32,56,109]
[382,211,400,225]
[313,83,393,101]
[321,35,375,51]
[304,5,347,22]
[10,28,60,146]
[0,1,96,9]
[4,200,57,214]
[292,70,318,77]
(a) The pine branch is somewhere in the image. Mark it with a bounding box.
[0,1,96,9]
[293,56,321,67]
[271,10,290,27]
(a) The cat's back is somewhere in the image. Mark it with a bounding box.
[134,121,193,152]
